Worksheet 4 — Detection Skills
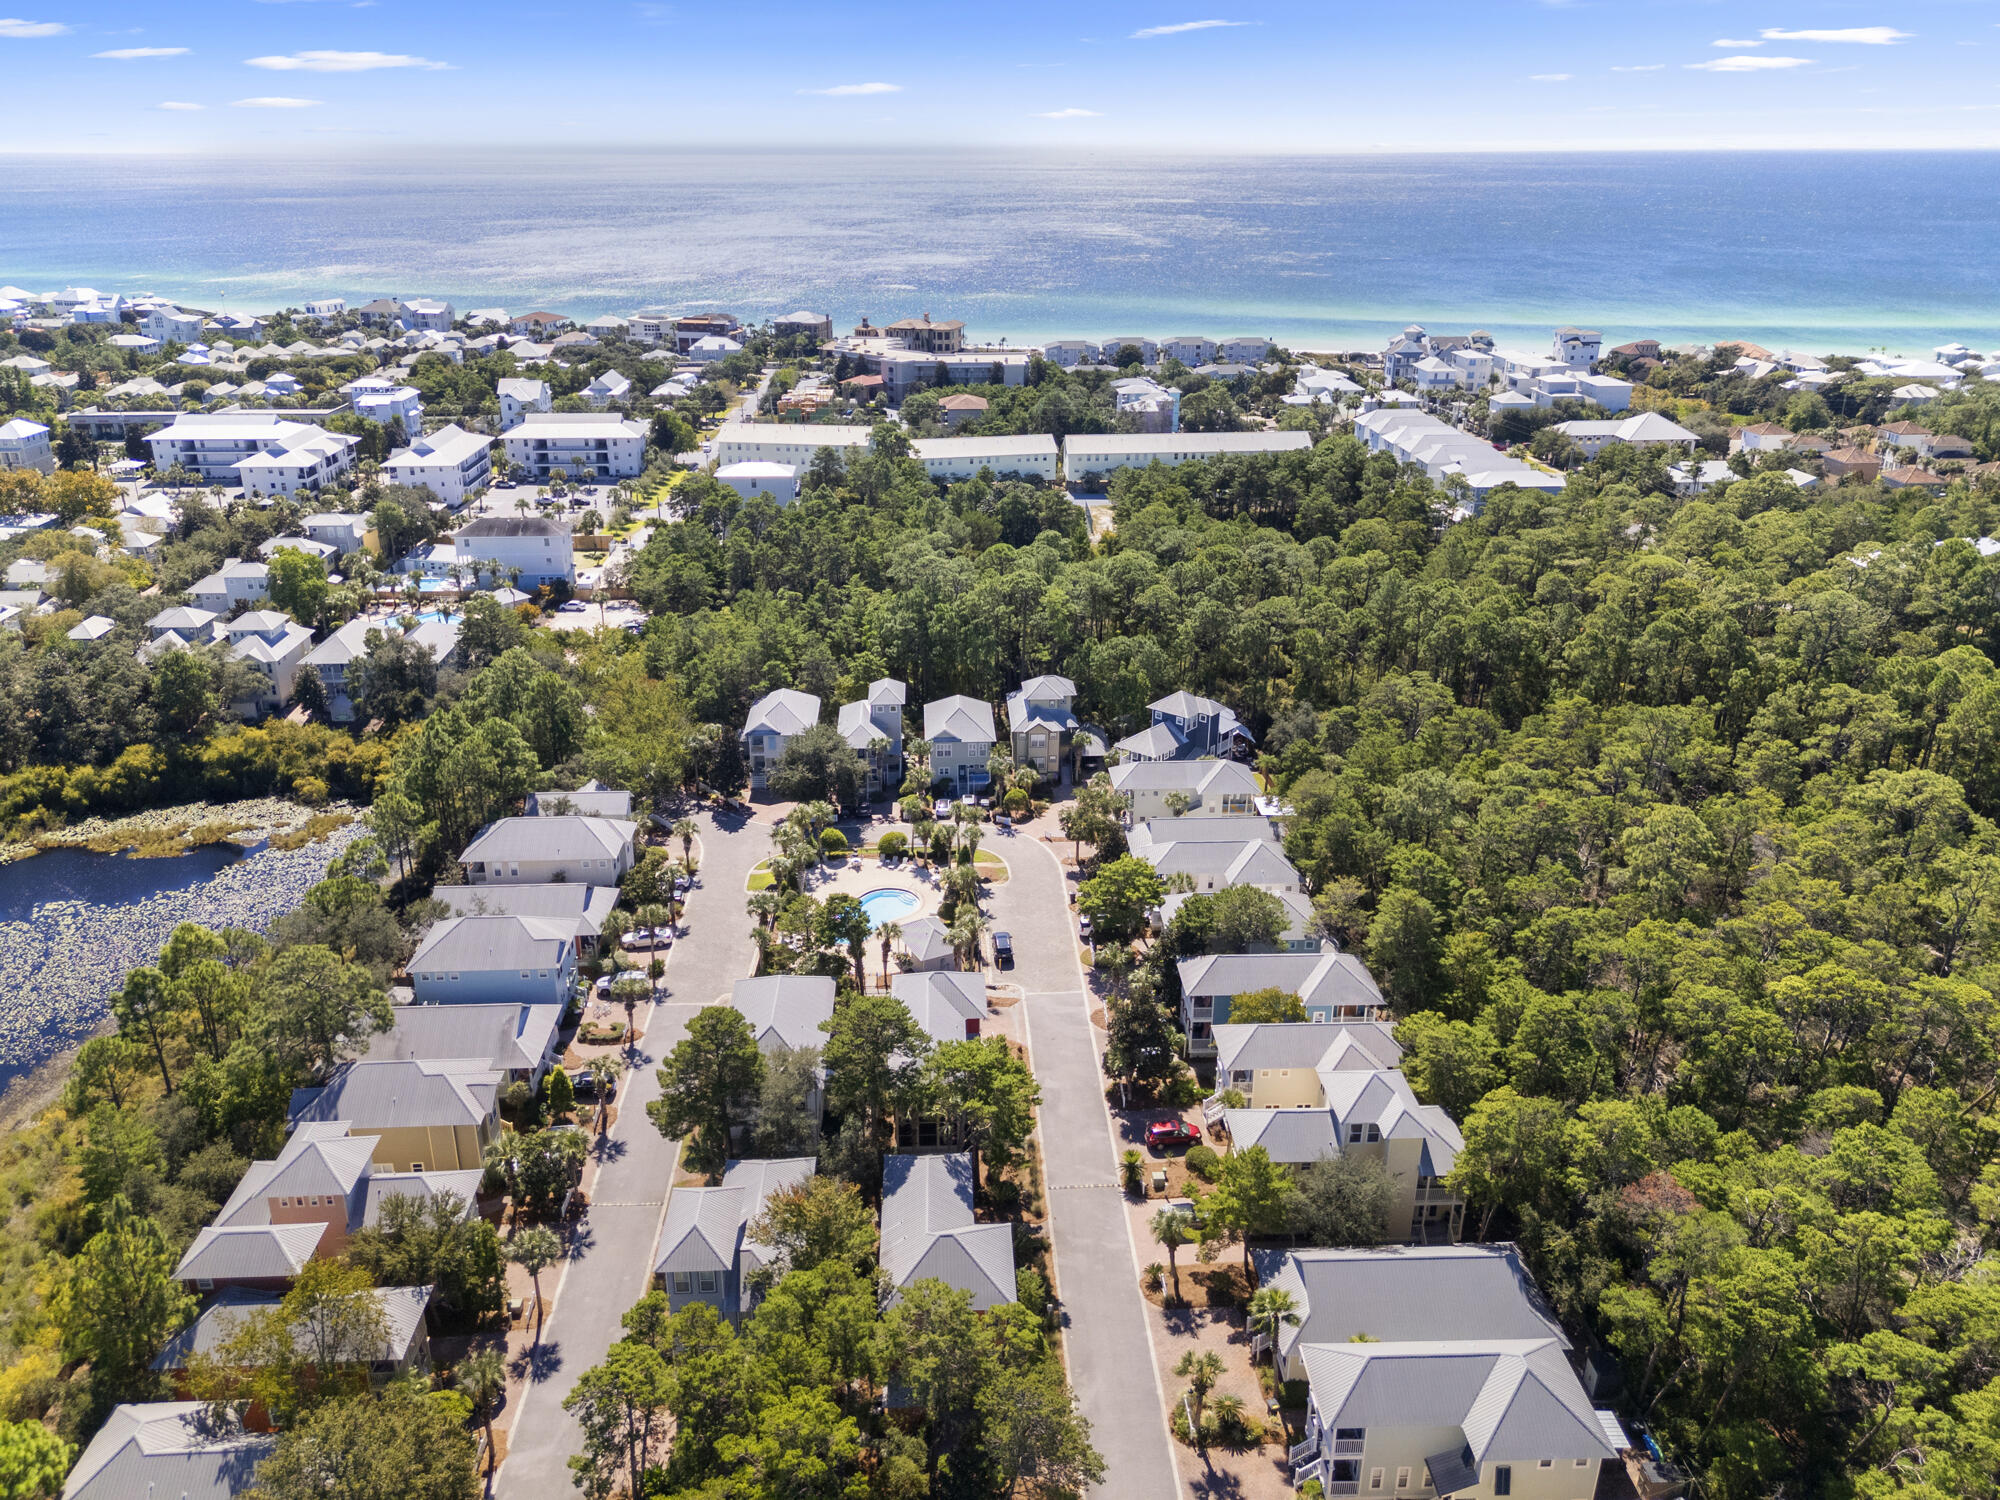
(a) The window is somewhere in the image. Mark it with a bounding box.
[1370,1471,1384,1491]
[695,1270,718,1293]
[197,1277,214,1290]
[1366,1124,1381,1143]
[1540,1460,1553,1469]
[1493,1465,1512,1495]
[1575,1459,1591,1468]
[410,1163,423,1172]
[1348,1124,1363,1144]
[1335,1429,1365,1443]
[669,1272,692,1294]
[1395,1468,1411,1491]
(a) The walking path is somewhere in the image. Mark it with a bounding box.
[494,806,764,1497]
[990,820,1183,1500]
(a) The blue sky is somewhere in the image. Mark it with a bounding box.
[1,1,1996,153]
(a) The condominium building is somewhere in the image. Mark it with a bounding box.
[909,434,1058,482]
[1061,430,1312,483]
[501,412,647,480]
[385,423,493,507]
[145,412,358,492]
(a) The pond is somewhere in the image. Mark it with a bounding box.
[0,828,360,1099]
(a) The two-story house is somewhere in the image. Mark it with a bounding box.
[741,688,822,793]
[1257,1246,1625,1500]
[63,1403,274,1500]
[153,1284,434,1388]
[880,1153,1016,1310]
[651,1157,817,1321]
[451,515,574,588]
[189,558,271,614]
[1156,886,1323,953]
[497,378,552,429]
[363,1003,564,1090]
[1177,951,1386,1055]
[924,695,997,794]
[837,678,906,798]
[1109,758,1260,821]
[459,815,638,886]
[426,880,619,958]
[1214,1022,1463,1242]
[287,1058,503,1172]
[730,975,836,1123]
[407,914,577,1006]
[1005,674,1079,782]
[1113,691,1253,762]
[1128,815,1302,895]
[221,610,314,718]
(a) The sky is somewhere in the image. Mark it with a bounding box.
[0,0,1997,154]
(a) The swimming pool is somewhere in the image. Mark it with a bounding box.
[857,888,923,929]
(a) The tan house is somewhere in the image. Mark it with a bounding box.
[288,1059,502,1172]
[1823,446,1882,482]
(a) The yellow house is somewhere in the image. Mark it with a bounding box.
[288,1059,502,1172]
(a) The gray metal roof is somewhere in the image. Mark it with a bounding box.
[743,687,820,737]
[63,1403,273,1500]
[1131,814,1281,848]
[428,881,618,934]
[1212,1020,1404,1075]
[923,694,996,744]
[897,916,956,966]
[289,1058,500,1134]
[879,1153,1016,1309]
[361,1168,484,1226]
[527,782,633,818]
[1110,759,1261,798]
[889,971,986,1045]
[213,1123,377,1227]
[1178,952,1383,1010]
[409,914,574,975]
[653,1157,816,1275]
[175,1222,326,1284]
[154,1285,431,1369]
[460,815,635,866]
[364,1003,562,1076]
[731,976,836,1051]
[1225,1109,1340,1164]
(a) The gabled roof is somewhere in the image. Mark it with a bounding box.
[175,1221,327,1284]
[62,1403,274,1500]
[213,1122,378,1228]
[890,970,986,1045]
[153,1285,432,1370]
[880,1153,1016,1309]
[427,880,618,935]
[1109,758,1261,799]
[527,782,633,819]
[289,1058,501,1134]
[409,914,573,975]
[1212,1020,1403,1075]
[923,694,996,744]
[1177,951,1384,1012]
[364,1004,563,1076]
[653,1157,816,1276]
[731,975,836,1051]
[743,687,821,737]
[460,815,635,866]
[898,915,956,966]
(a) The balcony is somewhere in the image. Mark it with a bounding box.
[1332,1439,1366,1457]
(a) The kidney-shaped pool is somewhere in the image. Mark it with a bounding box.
[857,887,924,929]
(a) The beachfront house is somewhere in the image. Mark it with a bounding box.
[1553,326,1602,368]
[407,914,578,1006]
[741,688,822,792]
[1177,950,1385,1056]
[1005,675,1080,783]
[838,678,907,797]
[460,814,638,886]
[924,695,997,794]
[652,1157,817,1321]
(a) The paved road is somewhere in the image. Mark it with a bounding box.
[495,807,763,1497]
[992,828,1182,1500]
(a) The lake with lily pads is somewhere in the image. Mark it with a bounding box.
[0,827,361,1099]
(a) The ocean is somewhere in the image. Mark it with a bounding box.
[5,149,1999,355]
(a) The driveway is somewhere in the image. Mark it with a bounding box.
[495,806,762,1497]
[993,823,1182,1500]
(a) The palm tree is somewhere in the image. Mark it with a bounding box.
[747,889,782,929]
[960,822,984,862]
[1150,1208,1197,1300]
[1175,1350,1224,1425]
[598,909,630,955]
[611,972,649,1039]
[507,1226,564,1346]
[1247,1286,1301,1356]
[458,1347,506,1462]
[587,1055,623,1134]
[945,862,981,912]
[672,817,698,865]
[948,909,986,971]
[637,902,670,945]
[877,921,902,989]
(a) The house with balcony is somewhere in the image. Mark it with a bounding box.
[838,678,906,797]
[452,514,573,588]
[1552,411,1698,459]
[1261,1247,1625,1499]
[459,814,638,886]
[221,610,313,718]
[153,1284,434,1389]
[426,880,618,957]
[148,413,358,493]
[924,695,997,794]
[731,975,836,1121]
[1128,815,1301,896]
[1110,758,1260,821]
[288,1058,502,1173]
[1114,690,1253,762]
[173,1122,482,1291]
[526,779,633,819]
[302,510,369,555]
[1552,326,1601,369]
[584,370,632,408]
[385,423,492,508]
[741,687,822,792]
[498,377,552,428]
[407,914,577,1006]
[362,1002,563,1089]
[880,1152,1016,1310]
[502,412,647,481]
[1157,885,1323,954]
[1177,950,1385,1056]
[652,1157,817,1321]
[0,418,53,474]
[1005,674,1080,782]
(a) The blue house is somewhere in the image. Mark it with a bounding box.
[407,914,576,1005]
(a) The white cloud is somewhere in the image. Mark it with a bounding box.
[232,95,321,107]
[245,49,450,71]
[799,81,900,95]
[1131,19,1249,38]
[0,17,66,36]
[1761,26,1909,45]
[155,100,203,110]
[1611,64,1665,72]
[94,45,187,58]
[1687,54,1815,72]
[1712,38,1764,48]
[1530,72,1571,81]
[1033,107,1102,118]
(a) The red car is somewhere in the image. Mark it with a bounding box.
[1147,1120,1202,1151]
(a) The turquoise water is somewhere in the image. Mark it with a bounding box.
[858,888,923,929]
[6,150,2000,354]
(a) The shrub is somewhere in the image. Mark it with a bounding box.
[1144,1262,1166,1292]
[877,830,909,861]
[1121,1148,1145,1194]
[819,827,848,857]
[1163,1069,1206,1108]
[1185,1144,1221,1181]
[1003,787,1030,814]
